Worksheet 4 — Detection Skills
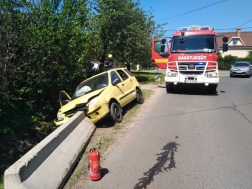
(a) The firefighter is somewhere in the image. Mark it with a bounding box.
[104,54,115,70]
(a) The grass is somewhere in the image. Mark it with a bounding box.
[0,175,3,189]
[132,72,165,84]
[65,136,112,188]
[113,89,153,130]
[95,136,111,150]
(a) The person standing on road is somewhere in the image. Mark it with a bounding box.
[137,64,140,72]
[104,54,115,70]
[126,63,130,71]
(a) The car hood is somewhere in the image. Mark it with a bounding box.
[232,66,249,70]
[60,88,105,113]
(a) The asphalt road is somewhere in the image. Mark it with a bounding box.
[84,74,252,189]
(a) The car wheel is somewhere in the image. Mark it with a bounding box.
[208,84,217,94]
[230,74,233,77]
[110,102,122,123]
[136,89,144,104]
[166,84,173,93]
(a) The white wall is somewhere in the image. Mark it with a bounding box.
[220,49,249,58]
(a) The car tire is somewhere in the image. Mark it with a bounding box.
[136,89,144,104]
[166,84,173,93]
[230,74,233,77]
[110,102,122,123]
[208,84,217,94]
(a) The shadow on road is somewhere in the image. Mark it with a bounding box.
[159,84,219,96]
[100,168,109,180]
[134,142,179,189]
[95,100,138,128]
[230,75,251,78]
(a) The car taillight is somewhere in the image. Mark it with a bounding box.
[207,62,217,70]
[168,62,177,70]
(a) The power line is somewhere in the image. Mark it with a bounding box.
[239,18,252,27]
[156,0,227,22]
[216,26,252,31]
[228,18,252,32]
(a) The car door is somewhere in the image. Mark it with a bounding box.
[110,71,126,106]
[116,69,135,104]
[59,91,71,107]
[152,39,169,69]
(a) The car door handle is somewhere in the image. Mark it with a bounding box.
[122,84,124,86]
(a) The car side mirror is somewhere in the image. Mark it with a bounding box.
[223,44,228,52]
[112,78,120,86]
[161,45,165,53]
[230,65,233,67]
[223,37,228,43]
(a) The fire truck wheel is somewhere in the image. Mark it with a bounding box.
[208,84,217,94]
[136,89,144,104]
[166,84,173,93]
[110,102,123,123]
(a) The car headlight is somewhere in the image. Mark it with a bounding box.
[166,72,177,77]
[89,96,100,109]
[57,111,64,121]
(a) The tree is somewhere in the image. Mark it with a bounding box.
[89,0,166,68]
[0,0,92,137]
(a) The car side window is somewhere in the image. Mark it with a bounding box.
[111,71,122,85]
[124,69,134,76]
[116,70,129,81]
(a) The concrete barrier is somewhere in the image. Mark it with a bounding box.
[4,111,95,189]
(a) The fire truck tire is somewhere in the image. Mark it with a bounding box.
[110,102,123,123]
[166,84,173,93]
[208,84,217,94]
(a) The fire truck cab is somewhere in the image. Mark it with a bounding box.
[152,25,228,93]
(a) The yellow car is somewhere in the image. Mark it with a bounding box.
[55,68,143,125]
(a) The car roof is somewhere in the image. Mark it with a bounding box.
[235,61,251,64]
[78,68,126,85]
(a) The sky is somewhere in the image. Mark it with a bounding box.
[136,0,252,36]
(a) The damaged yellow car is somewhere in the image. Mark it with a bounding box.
[55,68,143,125]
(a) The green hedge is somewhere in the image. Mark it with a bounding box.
[218,53,252,70]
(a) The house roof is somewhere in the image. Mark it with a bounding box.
[217,31,252,47]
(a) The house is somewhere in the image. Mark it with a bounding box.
[217,28,252,58]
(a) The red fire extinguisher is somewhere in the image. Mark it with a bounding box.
[89,148,101,181]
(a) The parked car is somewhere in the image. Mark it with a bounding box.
[230,61,252,78]
[55,68,143,125]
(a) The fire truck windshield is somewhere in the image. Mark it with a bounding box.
[171,35,216,53]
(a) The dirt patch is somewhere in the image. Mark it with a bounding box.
[63,89,156,189]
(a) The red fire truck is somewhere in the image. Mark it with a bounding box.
[152,25,228,93]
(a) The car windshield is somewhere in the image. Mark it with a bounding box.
[234,62,249,67]
[171,35,216,53]
[72,73,108,100]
